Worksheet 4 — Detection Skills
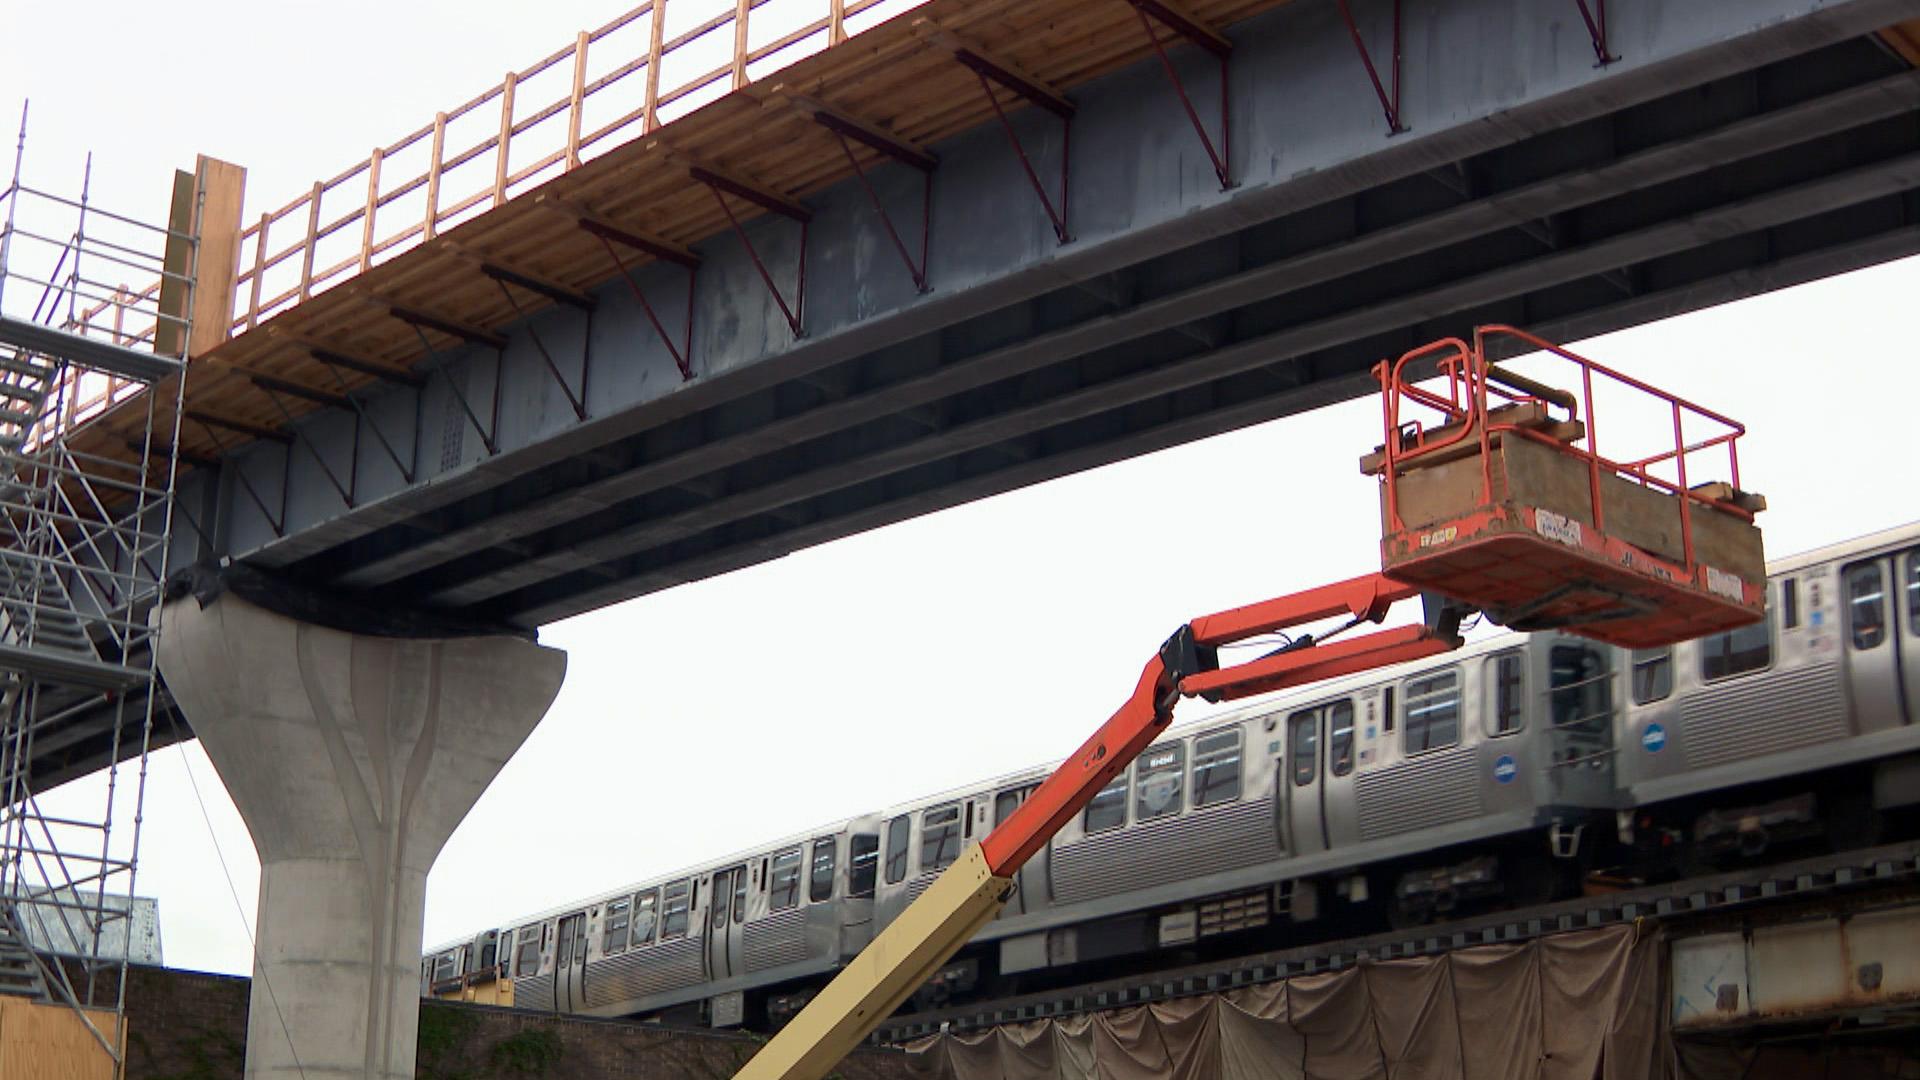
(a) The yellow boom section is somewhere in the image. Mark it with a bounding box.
[734,845,1010,1080]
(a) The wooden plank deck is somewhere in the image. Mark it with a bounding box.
[71,0,1299,485]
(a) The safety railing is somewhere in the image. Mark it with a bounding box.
[1374,324,1752,578]
[59,0,927,368]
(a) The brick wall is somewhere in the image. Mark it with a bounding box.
[107,963,920,1080]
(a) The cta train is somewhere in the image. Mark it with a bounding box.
[424,521,1920,1029]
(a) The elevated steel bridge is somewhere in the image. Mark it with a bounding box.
[15,0,1920,783]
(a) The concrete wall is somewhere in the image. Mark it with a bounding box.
[113,964,919,1080]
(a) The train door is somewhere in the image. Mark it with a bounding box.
[993,785,1040,916]
[1842,556,1909,730]
[1319,700,1360,846]
[705,865,747,982]
[552,911,588,1012]
[1284,706,1329,857]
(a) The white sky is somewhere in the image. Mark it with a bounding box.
[5,2,1919,976]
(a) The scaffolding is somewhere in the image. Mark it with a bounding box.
[0,102,191,1063]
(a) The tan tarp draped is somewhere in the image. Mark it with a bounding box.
[902,925,1662,1080]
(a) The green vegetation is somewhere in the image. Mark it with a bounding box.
[416,1004,566,1079]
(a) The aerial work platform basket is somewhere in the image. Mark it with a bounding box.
[1365,325,1765,649]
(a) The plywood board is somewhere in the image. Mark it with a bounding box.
[0,997,121,1080]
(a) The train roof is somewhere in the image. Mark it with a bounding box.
[1763,518,1920,577]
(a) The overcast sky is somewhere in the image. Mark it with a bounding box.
[5,2,1919,976]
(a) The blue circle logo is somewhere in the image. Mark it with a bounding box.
[1642,723,1667,753]
[1493,755,1517,784]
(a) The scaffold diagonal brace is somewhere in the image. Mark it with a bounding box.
[1128,0,1233,190]
[814,111,936,293]
[691,166,810,339]
[1336,0,1405,134]
[581,219,698,382]
[1573,0,1617,65]
[957,48,1075,246]
[251,374,358,509]
[307,351,420,484]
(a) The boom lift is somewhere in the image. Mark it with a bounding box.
[733,326,1765,1080]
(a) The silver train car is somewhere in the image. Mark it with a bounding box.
[425,521,1920,1026]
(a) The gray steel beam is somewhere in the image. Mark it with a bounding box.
[336,67,1920,592]
[441,151,1920,609]
[507,216,1920,627]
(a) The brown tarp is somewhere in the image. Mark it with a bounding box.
[903,925,1663,1080]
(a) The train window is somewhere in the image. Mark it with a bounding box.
[1780,578,1798,630]
[884,815,911,884]
[1193,728,1242,806]
[1631,648,1672,705]
[632,890,658,946]
[709,873,731,929]
[732,867,747,925]
[809,838,836,904]
[1550,645,1611,733]
[1701,614,1772,680]
[769,849,803,911]
[514,924,542,977]
[1846,562,1887,650]
[1403,670,1460,754]
[849,834,879,898]
[1287,711,1317,787]
[1083,774,1128,833]
[1908,553,1920,634]
[1328,700,1356,776]
[660,879,691,940]
[1382,688,1395,733]
[921,805,963,873]
[1485,652,1525,736]
[1135,743,1185,820]
[995,789,1021,826]
[602,896,631,954]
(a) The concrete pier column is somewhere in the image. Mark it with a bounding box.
[155,587,566,1080]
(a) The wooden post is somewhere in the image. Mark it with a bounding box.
[830,0,846,45]
[155,156,245,358]
[645,0,666,130]
[494,73,518,207]
[154,170,195,358]
[732,0,751,88]
[247,212,269,329]
[425,112,447,241]
[188,155,247,358]
[567,31,590,170]
[359,147,384,273]
[297,180,323,302]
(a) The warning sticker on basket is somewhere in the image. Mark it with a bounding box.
[1418,526,1457,549]
[1534,510,1583,548]
[1705,566,1744,602]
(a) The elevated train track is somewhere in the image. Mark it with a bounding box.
[878,838,1920,1043]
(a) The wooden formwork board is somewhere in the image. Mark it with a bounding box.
[70,0,1297,483]
[0,998,120,1080]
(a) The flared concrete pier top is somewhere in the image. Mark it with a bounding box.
[157,588,566,1080]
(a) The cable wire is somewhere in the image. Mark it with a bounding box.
[172,721,309,1080]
